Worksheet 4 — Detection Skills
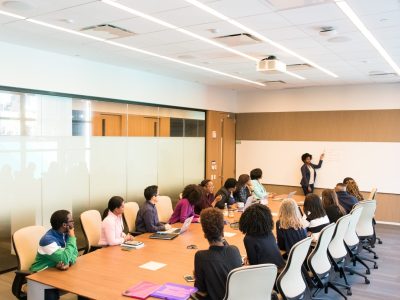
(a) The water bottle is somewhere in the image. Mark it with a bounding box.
[223,203,228,216]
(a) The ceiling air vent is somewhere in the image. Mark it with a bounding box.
[80,24,136,39]
[368,72,397,78]
[286,63,313,71]
[261,80,287,88]
[214,33,261,47]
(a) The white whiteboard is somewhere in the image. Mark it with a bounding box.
[236,140,400,194]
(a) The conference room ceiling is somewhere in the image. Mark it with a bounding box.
[0,0,399,90]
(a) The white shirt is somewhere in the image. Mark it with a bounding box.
[99,211,126,246]
[308,165,315,185]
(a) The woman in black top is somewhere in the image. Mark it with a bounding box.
[300,152,324,195]
[239,204,285,270]
[194,208,242,300]
[276,198,307,257]
[302,194,330,241]
[321,189,346,223]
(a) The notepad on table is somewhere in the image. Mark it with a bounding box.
[151,282,198,300]
[122,281,162,299]
[139,261,166,271]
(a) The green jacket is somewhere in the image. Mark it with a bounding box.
[30,229,78,272]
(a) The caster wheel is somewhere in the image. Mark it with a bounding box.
[374,255,379,259]
[347,290,352,296]
[365,279,370,284]
[378,241,383,244]
[366,270,371,275]
[374,265,378,269]
[349,272,354,275]
[371,245,375,248]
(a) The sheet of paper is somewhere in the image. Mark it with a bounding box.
[139,261,166,271]
[224,232,237,238]
[271,212,278,217]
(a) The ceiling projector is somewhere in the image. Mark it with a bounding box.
[257,56,286,73]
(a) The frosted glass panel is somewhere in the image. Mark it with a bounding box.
[41,137,90,228]
[183,138,205,186]
[90,137,127,211]
[157,138,184,202]
[0,88,205,272]
[127,137,158,204]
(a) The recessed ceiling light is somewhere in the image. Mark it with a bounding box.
[334,0,400,75]
[2,1,32,11]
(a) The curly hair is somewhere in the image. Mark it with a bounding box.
[200,208,224,243]
[321,189,346,215]
[239,203,274,236]
[346,180,364,201]
[182,184,203,205]
[301,153,312,162]
[278,198,303,230]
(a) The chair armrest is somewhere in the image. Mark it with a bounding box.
[12,270,32,298]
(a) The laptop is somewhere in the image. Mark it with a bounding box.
[149,216,194,240]
[242,196,257,212]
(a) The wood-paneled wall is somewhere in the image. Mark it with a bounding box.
[237,110,400,142]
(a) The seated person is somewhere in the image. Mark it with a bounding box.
[215,178,237,209]
[99,196,134,245]
[276,198,307,257]
[335,183,358,213]
[136,185,171,233]
[194,208,242,300]
[234,174,253,204]
[302,193,330,241]
[346,179,364,202]
[250,168,268,200]
[194,179,220,214]
[321,189,346,223]
[169,184,202,224]
[30,210,79,300]
[239,204,285,270]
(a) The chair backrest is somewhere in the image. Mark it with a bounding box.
[356,200,376,237]
[224,264,277,300]
[12,225,46,270]
[277,237,312,299]
[328,214,351,260]
[156,196,173,223]
[80,210,102,252]
[344,205,363,247]
[368,188,377,200]
[307,223,335,276]
[123,202,140,232]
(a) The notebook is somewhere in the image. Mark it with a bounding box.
[149,216,194,240]
[122,281,162,299]
[150,282,198,300]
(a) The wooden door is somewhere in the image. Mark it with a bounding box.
[93,113,122,136]
[221,115,236,185]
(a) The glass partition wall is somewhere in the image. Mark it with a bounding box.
[0,90,205,272]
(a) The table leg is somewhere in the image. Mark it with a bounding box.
[27,279,53,300]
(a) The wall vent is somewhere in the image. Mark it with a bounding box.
[80,24,136,39]
[214,33,261,47]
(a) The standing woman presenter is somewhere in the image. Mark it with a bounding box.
[300,152,324,195]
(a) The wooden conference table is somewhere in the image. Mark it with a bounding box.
[27,194,305,300]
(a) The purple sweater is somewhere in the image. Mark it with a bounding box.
[169,198,200,224]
